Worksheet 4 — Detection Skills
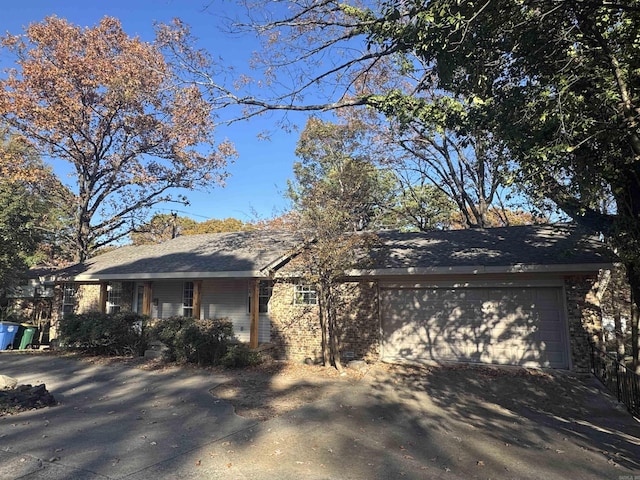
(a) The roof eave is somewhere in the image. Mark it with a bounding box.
[69,271,270,282]
[347,262,615,277]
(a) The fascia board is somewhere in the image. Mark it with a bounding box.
[347,263,614,277]
[70,271,269,282]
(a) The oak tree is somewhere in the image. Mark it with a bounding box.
[0,16,235,261]
[130,213,198,245]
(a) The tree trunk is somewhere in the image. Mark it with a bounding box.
[632,309,639,373]
[613,307,625,357]
[328,315,343,372]
[625,262,640,371]
[74,183,92,262]
[324,286,343,371]
[318,284,329,366]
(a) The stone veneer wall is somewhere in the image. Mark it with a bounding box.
[564,274,603,373]
[336,281,380,362]
[269,280,322,361]
[76,284,102,313]
[269,279,380,363]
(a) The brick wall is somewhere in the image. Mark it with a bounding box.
[336,281,380,362]
[269,280,380,363]
[564,274,603,373]
[269,280,323,361]
[76,284,102,312]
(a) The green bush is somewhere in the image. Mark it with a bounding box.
[220,343,262,368]
[148,317,234,366]
[58,311,147,356]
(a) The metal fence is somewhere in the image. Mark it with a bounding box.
[590,344,640,418]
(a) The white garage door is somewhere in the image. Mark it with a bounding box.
[381,286,569,369]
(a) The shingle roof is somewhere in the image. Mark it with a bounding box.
[55,224,614,282]
[365,224,614,273]
[60,230,302,280]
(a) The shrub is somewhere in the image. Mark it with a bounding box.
[220,343,262,368]
[148,317,234,366]
[58,311,147,356]
[0,307,30,323]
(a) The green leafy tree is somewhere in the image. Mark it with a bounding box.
[291,116,400,231]
[0,126,74,277]
[394,183,456,231]
[0,180,46,299]
[288,117,385,369]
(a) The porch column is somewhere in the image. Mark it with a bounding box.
[250,279,259,349]
[99,283,108,313]
[142,282,153,316]
[193,280,202,320]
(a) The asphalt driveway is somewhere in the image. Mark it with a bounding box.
[1,352,639,479]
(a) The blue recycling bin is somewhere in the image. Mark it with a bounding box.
[0,322,20,350]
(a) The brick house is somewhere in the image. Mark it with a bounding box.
[22,224,614,373]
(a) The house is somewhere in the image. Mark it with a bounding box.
[46,230,301,348]
[24,224,614,372]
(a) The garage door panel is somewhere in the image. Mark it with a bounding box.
[382,286,569,369]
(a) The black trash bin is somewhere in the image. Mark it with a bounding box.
[13,323,38,350]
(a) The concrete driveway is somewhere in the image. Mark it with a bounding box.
[0,353,254,479]
[1,352,640,479]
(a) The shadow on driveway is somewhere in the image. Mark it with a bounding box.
[1,354,639,479]
[0,352,254,479]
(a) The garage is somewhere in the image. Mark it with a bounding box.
[381,284,570,369]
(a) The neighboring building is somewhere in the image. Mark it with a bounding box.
[16,224,615,373]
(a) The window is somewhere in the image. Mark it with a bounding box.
[107,282,122,314]
[294,283,317,305]
[183,281,194,317]
[61,283,77,316]
[136,285,144,315]
[249,281,273,314]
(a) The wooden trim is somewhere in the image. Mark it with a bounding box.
[99,283,108,313]
[142,282,153,316]
[193,280,202,320]
[250,279,260,349]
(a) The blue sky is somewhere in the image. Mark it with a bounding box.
[1,1,310,222]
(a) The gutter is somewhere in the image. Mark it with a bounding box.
[347,262,615,277]
[69,270,271,282]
